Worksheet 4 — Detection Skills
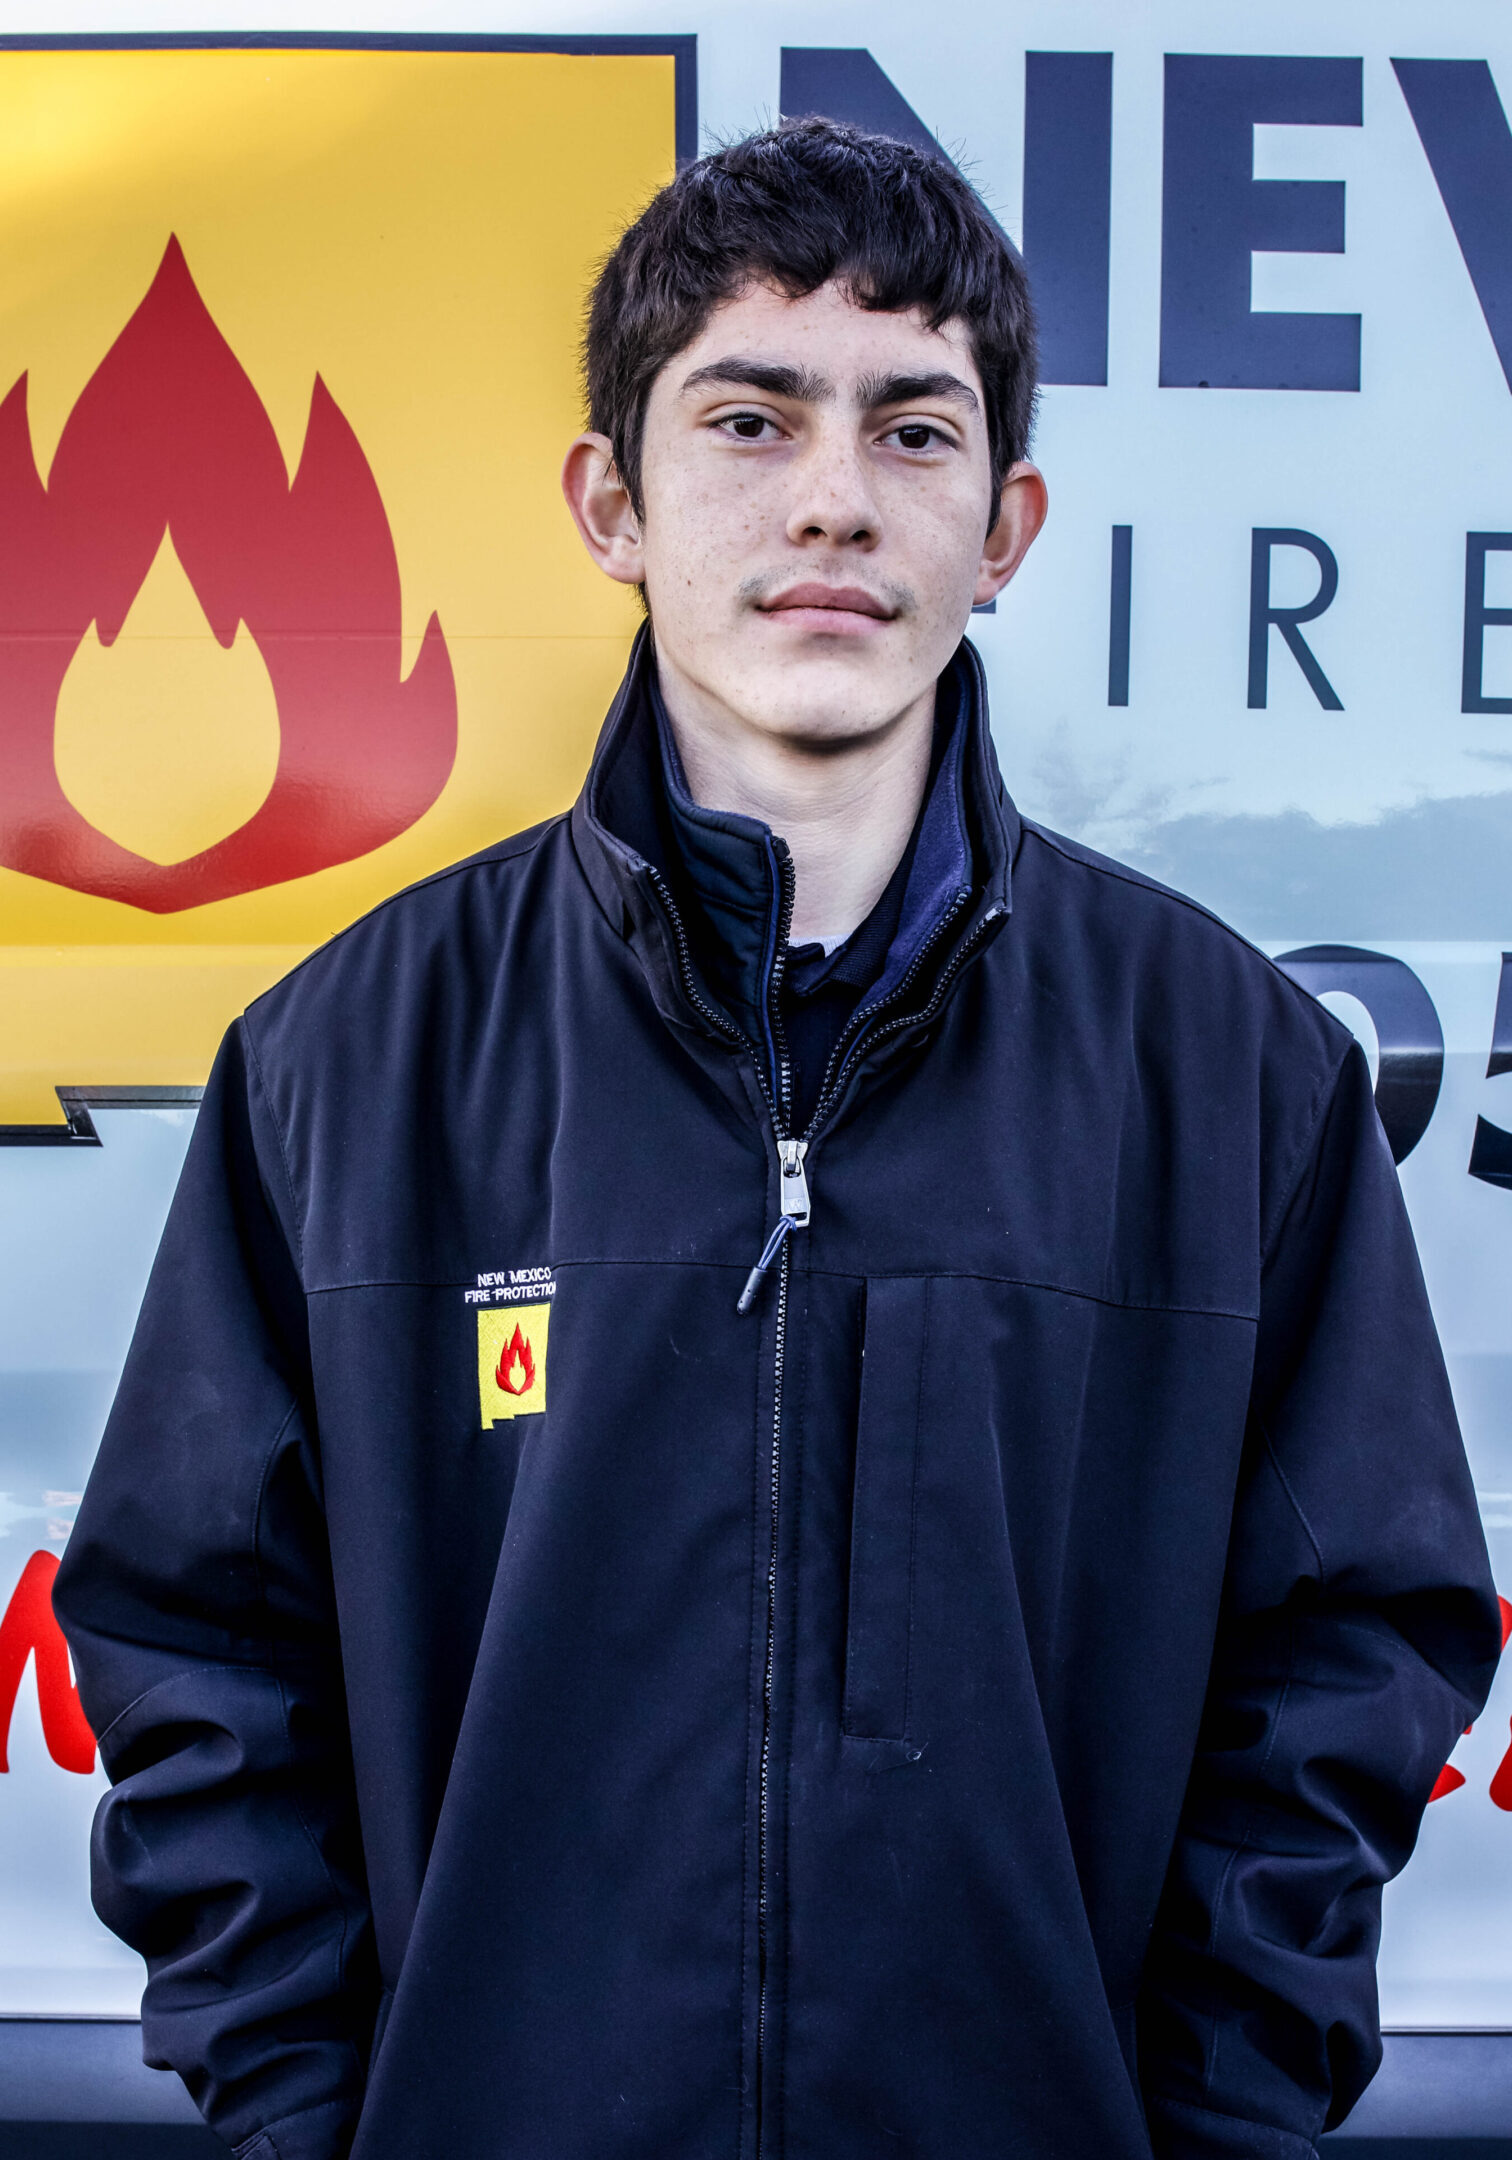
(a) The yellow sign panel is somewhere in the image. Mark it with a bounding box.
[478,1302,552,1425]
[0,43,678,1127]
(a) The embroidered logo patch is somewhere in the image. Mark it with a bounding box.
[478,1303,551,1425]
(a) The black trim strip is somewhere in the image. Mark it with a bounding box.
[0,1087,203,1148]
[0,2021,1507,2137]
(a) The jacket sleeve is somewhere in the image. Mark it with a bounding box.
[53,1019,376,2160]
[1138,1040,1503,2160]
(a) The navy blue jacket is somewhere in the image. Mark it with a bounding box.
[55,636,1500,2160]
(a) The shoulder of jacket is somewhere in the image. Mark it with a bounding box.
[1017,816,1356,1052]
[244,814,567,1021]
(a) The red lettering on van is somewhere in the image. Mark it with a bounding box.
[0,1550,95,1774]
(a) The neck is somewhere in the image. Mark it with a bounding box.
[656,658,935,947]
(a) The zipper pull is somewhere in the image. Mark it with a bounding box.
[777,1137,811,1226]
[736,1140,811,1314]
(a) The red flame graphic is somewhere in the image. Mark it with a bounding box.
[1489,1722,1512,1813]
[1429,1594,1512,1802]
[495,1325,536,1397]
[0,236,457,910]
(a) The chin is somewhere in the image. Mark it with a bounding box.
[733,683,915,751]
[723,646,932,744]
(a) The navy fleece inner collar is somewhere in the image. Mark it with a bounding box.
[869,666,972,1008]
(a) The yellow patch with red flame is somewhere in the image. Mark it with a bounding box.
[0,43,677,1128]
[478,1302,551,1426]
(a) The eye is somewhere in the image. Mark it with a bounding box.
[888,422,943,452]
[717,411,778,442]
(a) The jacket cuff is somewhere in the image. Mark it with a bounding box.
[1145,2093,1318,2160]
[233,2097,359,2160]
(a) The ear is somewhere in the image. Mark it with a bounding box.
[561,432,645,586]
[974,462,1049,608]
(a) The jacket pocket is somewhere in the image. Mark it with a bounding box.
[842,1275,929,1742]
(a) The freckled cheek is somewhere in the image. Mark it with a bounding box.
[885,484,995,582]
[662,472,781,569]
[643,489,767,617]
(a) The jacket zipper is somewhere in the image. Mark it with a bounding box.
[753,846,795,2159]
[754,1230,788,2160]
[640,855,795,2158]
[640,854,1001,2160]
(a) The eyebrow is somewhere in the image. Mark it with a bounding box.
[679,357,832,402]
[856,369,980,415]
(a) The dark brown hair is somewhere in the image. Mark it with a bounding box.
[584,117,1038,526]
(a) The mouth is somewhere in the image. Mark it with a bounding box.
[755,583,896,632]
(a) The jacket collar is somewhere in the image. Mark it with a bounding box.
[570,626,1017,1040]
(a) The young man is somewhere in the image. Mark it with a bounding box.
[57,121,1499,2160]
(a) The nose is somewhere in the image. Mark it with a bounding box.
[784,420,880,551]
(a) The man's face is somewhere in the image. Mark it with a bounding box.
[566,279,1044,752]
